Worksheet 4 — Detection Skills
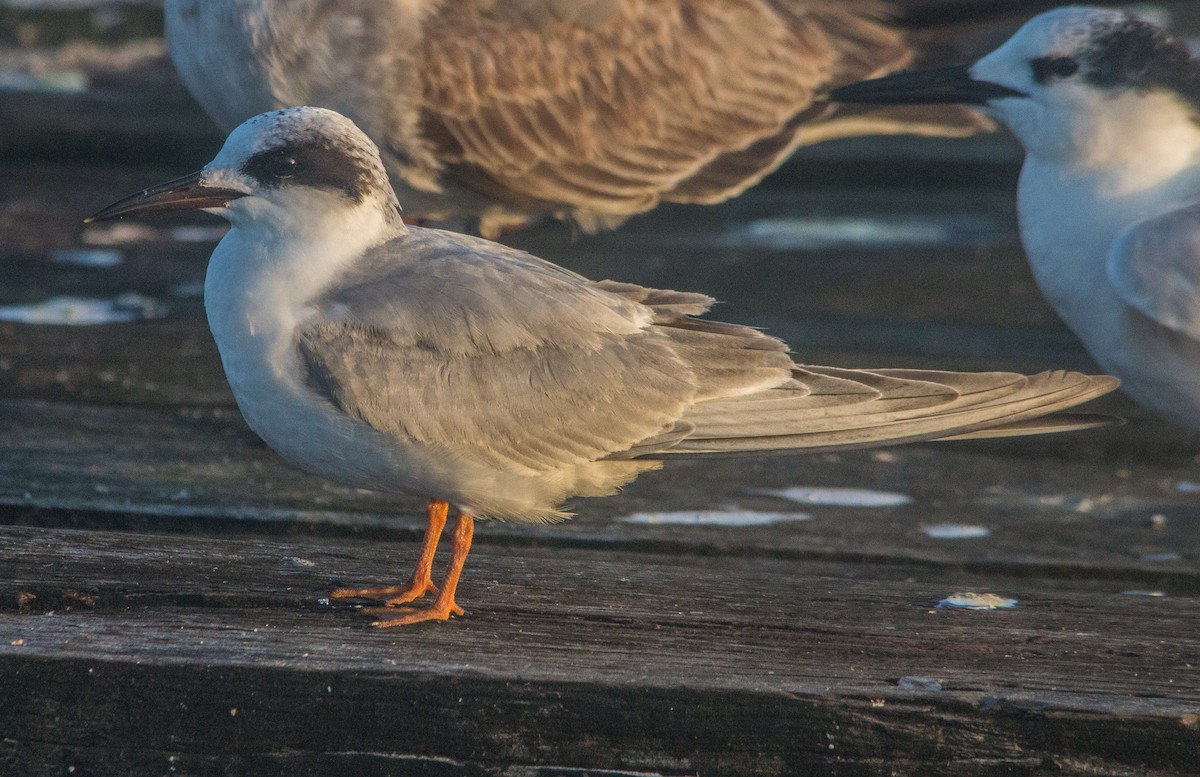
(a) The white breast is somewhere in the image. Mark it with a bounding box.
[1018,160,1200,427]
[201,202,423,490]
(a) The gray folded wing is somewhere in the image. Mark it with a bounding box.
[1107,200,1200,340]
[297,227,1118,478]
[297,228,795,476]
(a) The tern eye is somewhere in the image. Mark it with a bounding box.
[242,149,300,187]
[1031,56,1080,84]
[266,154,298,178]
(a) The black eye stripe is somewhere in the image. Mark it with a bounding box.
[239,141,372,202]
[1031,56,1080,84]
[242,149,298,185]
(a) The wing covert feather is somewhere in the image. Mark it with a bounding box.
[419,0,920,219]
[300,324,697,473]
[315,228,649,356]
[1107,202,1200,340]
[297,227,794,474]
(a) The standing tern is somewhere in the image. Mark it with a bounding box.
[164,0,988,237]
[90,107,1117,626]
[831,7,1200,433]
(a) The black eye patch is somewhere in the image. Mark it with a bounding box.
[240,142,371,202]
[241,148,298,187]
[1031,56,1080,84]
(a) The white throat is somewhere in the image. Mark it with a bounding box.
[203,193,403,398]
[1015,89,1200,247]
[1044,92,1200,196]
[1015,91,1200,349]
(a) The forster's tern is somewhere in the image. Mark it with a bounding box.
[832,7,1200,433]
[164,0,988,237]
[90,107,1117,625]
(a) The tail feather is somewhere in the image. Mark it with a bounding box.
[936,413,1121,440]
[660,368,1118,455]
[683,367,1028,435]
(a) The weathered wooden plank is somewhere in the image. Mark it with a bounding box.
[0,525,1197,776]
[0,34,220,164]
[2,655,1194,777]
[7,653,1191,777]
[1,399,1198,586]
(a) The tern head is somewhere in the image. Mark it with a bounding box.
[831,7,1200,166]
[90,107,405,237]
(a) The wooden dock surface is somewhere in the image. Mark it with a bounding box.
[2,4,1200,775]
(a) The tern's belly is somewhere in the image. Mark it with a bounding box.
[212,336,615,522]
[1099,309,1200,429]
[1032,268,1200,428]
[1026,250,1200,429]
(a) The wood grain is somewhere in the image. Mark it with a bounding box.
[1,525,1197,776]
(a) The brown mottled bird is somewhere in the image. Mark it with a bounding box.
[164,0,989,236]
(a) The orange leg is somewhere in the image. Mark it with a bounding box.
[329,498,448,605]
[370,511,474,627]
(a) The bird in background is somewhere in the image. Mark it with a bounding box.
[831,6,1200,433]
[90,107,1117,625]
[163,0,990,238]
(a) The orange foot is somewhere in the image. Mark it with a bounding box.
[365,599,465,627]
[367,511,474,627]
[329,502,475,627]
[329,578,438,606]
[329,498,448,605]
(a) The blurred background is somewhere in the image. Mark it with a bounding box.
[3,0,1200,456]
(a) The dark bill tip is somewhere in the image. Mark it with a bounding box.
[829,63,1028,106]
[86,171,248,223]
